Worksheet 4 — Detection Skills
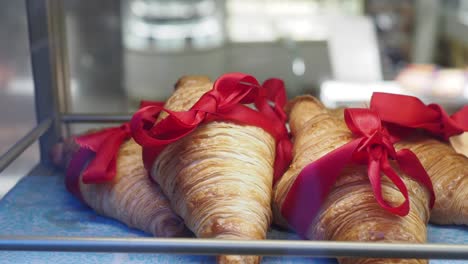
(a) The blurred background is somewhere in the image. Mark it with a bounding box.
[1,0,468,196]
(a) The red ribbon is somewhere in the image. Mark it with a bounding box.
[370,92,468,140]
[130,73,292,184]
[281,108,435,237]
[65,101,165,201]
[65,124,131,200]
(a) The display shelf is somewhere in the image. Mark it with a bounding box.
[0,164,467,263]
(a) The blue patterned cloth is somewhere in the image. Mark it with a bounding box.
[0,174,466,264]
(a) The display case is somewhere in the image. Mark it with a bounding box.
[0,1,467,263]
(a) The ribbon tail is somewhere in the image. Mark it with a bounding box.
[262,78,288,122]
[396,149,435,209]
[142,146,166,172]
[75,127,121,152]
[65,147,94,201]
[255,97,280,125]
[81,129,130,183]
[281,139,359,237]
[368,156,410,216]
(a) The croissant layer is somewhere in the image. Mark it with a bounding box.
[329,106,468,225]
[274,96,430,264]
[53,138,188,237]
[152,76,276,264]
[396,138,468,225]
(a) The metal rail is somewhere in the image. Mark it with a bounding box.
[61,114,132,123]
[27,0,65,166]
[0,119,52,174]
[0,237,467,259]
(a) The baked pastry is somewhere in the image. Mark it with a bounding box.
[142,76,277,264]
[329,106,468,225]
[51,133,189,237]
[274,96,431,264]
[395,136,467,225]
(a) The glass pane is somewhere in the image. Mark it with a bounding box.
[64,0,363,116]
[63,0,468,115]
[0,1,39,198]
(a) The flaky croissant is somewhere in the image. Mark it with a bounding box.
[329,107,468,225]
[395,137,467,225]
[52,137,189,237]
[273,96,431,264]
[151,76,276,264]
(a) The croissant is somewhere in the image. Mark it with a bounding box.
[51,136,189,237]
[329,107,468,225]
[395,137,468,225]
[273,96,431,264]
[151,76,276,264]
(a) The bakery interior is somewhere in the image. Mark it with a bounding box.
[0,0,467,262]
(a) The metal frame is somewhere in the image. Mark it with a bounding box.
[0,0,467,261]
[26,0,64,167]
[0,119,52,174]
[1,236,467,259]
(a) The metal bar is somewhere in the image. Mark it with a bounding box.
[26,0,67,167]
[51,0,72,120]
[61,114,132,123]
[0,237,467,259]
[52,0,72,140]
[0,119,53,174]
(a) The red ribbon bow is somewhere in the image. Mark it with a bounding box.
[281,108,435,237]
[130,73,292,183]
[370,92,468,140]
[65,124,132,200]
[66,101,165,201]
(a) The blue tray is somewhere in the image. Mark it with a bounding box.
[0,170,466,264]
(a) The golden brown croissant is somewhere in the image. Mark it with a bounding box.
[328,106,468,225]
[395,137,468,225]
[273,96,431,264]
[51,136,189,237]
[151,76,275,264]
